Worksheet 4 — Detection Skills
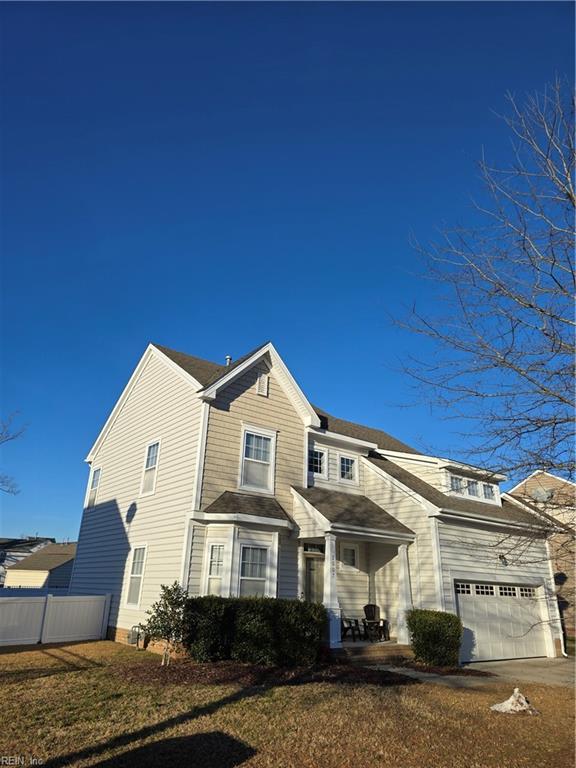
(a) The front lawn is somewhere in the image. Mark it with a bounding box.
[1,641,573,768]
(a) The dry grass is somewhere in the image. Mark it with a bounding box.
[0,641,574,768]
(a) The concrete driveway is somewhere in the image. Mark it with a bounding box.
[465,657,575,687]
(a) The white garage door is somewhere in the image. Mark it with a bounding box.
[455,581,548,662]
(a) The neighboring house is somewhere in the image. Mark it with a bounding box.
[510,471,575,638]
[70,342,565,662]
[4,543,77,589]
[0,537,54,586]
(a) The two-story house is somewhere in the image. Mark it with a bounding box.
[70,342,565,662]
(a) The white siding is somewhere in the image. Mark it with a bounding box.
[372,544,400,635]
[384,456,444,490]
[70,352,203,630]
[336,541,369,616]
[278,534,299,599]
[363,459,439,610]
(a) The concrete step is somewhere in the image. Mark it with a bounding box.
[335,641,414,664]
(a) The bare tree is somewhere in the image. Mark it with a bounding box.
[403,78,574,483]
[0,414,25,494]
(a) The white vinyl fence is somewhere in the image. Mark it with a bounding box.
[0,594,111,646]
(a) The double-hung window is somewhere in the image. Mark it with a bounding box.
[483,484,495,500]
[240,427,275,492]
[341,544,359,571]
[239,546,268,597]
[141,441,160,495]
[126,546,146,606]
[88,467,101,507]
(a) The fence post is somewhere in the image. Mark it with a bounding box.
[100,594,112,639]
[39,594,53,644]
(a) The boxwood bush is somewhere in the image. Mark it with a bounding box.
[406,608,463,667]
[183,596,327,667]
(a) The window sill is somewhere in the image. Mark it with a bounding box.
[238,484,275,496]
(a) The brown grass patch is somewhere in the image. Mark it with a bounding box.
[0,641,573,768]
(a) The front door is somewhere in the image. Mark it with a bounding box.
[305,557,324,603]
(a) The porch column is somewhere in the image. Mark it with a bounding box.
[396,544,413,645]
[323,532,341,648]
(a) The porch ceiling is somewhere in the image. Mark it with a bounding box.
[292,486,414,539]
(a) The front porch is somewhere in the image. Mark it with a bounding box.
[292,486,416,649]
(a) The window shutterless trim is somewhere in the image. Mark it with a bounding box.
[337,452,359,485]
[339,542,360,571]
[125,543,148,608]
[140,439,161,497]
[238,424,277,494]
[86,466,102,508]
[308,447,328,479]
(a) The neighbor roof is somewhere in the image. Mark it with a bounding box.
[0,537,54,553]
[367,455,547,528]
[8,543,77,572]
[294,486,414,535]
[203,491,292,523]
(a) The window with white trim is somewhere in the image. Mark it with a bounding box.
[475,583,495,596]
[340,544,359,570]
[308,449,326,477]
[519,587,536,598]
[339,455,357,482]
[499,585,518,597]
[239,546,267,597]
[455,582,471,594]
[126,546,146,606]
[141,441,160,495]
[207,544,224,596]
[240,429,275,492]
[88,467,101,507]
[256,372,269,397]
[467,480,479,497]
[450,475,464,493]
[483,484,495,500]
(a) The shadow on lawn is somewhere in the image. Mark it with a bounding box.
[42,662,417,767]
[89,731,256,768]
[1,645,103,684]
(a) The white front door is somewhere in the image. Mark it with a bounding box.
[456,581,547,662]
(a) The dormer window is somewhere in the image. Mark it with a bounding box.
[308,449,326,477]
[483,484,495,500]
[450,475,464,493]
[467,480,479,497]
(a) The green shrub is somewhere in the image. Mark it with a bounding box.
[183,596,327,667]
[406,608,463,667]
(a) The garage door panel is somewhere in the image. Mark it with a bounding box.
[455,581,547,662]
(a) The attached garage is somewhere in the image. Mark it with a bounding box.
[455,581,548,662]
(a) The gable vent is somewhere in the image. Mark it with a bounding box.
[256,372,269,397]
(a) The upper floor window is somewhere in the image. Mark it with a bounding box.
[339,455,357,483]
[450,475,463,493]
[308,449,326,477]
[467,480,479,497]
[240,427,276,492]
[483,484,495,500]
[141,441,160,495]
[87,467,101,507]
[239,545,268,597]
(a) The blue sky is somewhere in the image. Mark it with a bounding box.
[1,2,573,540]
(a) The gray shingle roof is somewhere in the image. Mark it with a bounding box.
[312,407,420,455]
[367,455,548,528]
[203,491,292,523]
[8,543,77,572]
[0,537,54,553]
[153,342,270,389]
[293,486,414,536]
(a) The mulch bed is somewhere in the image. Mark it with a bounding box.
[112,658,418,688]
[393,660,494,677]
